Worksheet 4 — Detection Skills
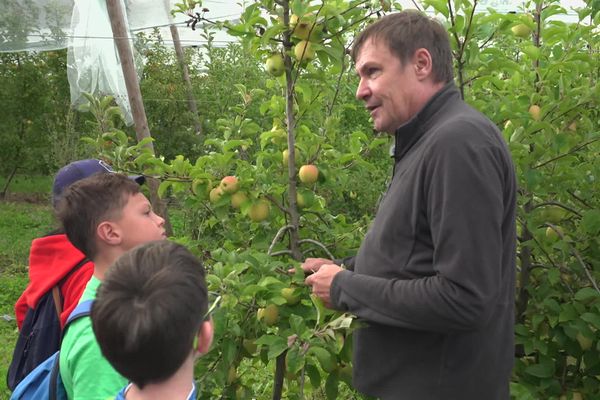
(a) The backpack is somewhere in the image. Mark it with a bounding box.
[9,300,94,400]
[7,258,89,390]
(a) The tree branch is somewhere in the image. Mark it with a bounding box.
[299,239,334,259]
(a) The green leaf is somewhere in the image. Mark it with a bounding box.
[424,0,449,17]
[575,288,600,302]
[325,372,339,399]
[524,361,555,378]
[305,363,321,388]
[267,337,289,359]
[581,313,600,330]
[157,180,172,199]
[581,210,600,235]
[286,347,305,374]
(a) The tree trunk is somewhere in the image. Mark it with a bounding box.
[169,24,203,136]
[105,0,172,235]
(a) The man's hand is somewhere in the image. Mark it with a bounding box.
[299,257,334,275]
[305,264,343,308]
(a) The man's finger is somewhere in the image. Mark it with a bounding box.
[305,274,315,286]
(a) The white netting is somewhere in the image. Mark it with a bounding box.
[0,0,218,124]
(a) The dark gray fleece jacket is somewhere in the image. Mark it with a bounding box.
[331,83,517,399]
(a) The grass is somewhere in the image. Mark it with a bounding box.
[0,201,54,399]
[0,175,53,197]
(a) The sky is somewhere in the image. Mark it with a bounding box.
[153,0,588,49]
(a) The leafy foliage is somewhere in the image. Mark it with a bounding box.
[1,0,598,398]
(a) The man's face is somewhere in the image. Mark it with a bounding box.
[113,192,166,250]
[355,39,420,134]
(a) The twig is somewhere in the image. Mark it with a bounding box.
[268,225,294,255]
[298,239,334,259]
[546,223,600,293]
[271,250,293,257]
[264,193,289,215]
[567,190,593,209]
[533,136,600,169]
[532,201,582,218]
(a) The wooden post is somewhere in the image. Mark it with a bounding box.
[169,24,203,136]
[105,0,172,234]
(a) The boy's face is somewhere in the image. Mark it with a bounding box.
[112,192,166,251]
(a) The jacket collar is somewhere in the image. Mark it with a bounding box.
[393,82,460,162]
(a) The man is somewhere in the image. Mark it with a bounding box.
[304,10,517,400]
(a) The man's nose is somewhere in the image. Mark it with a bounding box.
[356,79,369,101]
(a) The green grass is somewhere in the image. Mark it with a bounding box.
[0,175,52,197]
[0,200,54,399]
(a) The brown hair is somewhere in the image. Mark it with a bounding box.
[351,10,454,84]
[92,240,208,388]
[55,173,140,260]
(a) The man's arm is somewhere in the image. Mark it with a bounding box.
[327,126,510,332]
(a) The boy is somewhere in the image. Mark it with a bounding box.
[9,159,143,390]
[15,159,144,330]
[55,172,166,399]
[91,240,213,400]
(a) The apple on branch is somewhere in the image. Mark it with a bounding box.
[294,40,315,63]
[265,53,284,77]
[299,164,319,184]
[220,176,240,194]
[248,199,270,222]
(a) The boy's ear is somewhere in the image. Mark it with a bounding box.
[196,319,214,355]
[97,221,123,246]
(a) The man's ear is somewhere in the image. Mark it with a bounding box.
[97,221,122,246]
[196,319,214,355]
[413,48,433,81]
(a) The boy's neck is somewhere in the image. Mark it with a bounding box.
[92,250,125,281]
[125,355,195,400]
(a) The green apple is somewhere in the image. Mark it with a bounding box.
[511,24,531,38]
[230,191,248,209]
[248,199,270,222]
[191,178,210,196]
[242,338,258,355]
[545,226,563,241]
[209,186,223,203]
[528,104,541,121]
[289,14,299,27]
[282,149,289,166]
[294,40,315,62]
[227,366,237,384]
[576,332,593,351]
[542,205,567,223]
[281,287,300,305]
[296,189,315,208]
[260,304,278,326]
[220,176,239,194]
[339,363,353,384]
[299,164,319,184]
[265,53,284,77]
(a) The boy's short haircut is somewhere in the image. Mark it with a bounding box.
[55,173,141,260]
[91,240,208,389]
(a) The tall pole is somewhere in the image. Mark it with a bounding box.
[170,24,203,136]
[105,0,172,234]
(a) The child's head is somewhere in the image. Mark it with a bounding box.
[91,240,212,388]
[52,159,144,208]
[55,173,164,261]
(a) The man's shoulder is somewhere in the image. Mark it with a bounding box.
[428,106,501,147]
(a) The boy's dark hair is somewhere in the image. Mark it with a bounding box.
[351,10,454,84]
[55,173,140,260]
[91,240,208,389]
